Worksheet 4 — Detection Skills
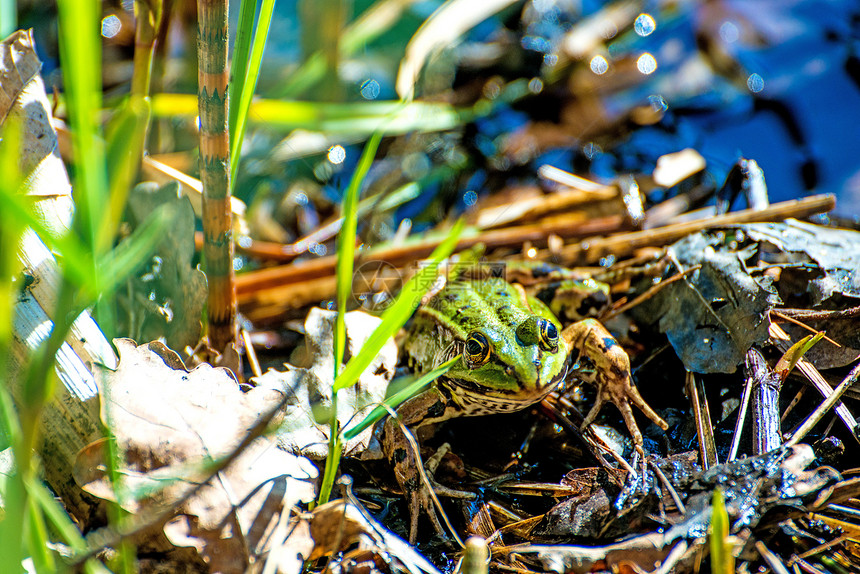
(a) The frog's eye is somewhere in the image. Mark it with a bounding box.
[464,332,491,367]
[538,319,559,351]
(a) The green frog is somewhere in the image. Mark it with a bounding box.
[382,273,668,543]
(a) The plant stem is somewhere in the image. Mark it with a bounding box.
[197,0,236,350]
[131,0,161,99]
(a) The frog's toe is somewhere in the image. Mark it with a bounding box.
[615,399,647,456]
[580,393,608,431]
[589,373,667,455]
[406,485,445,544]
[621,382,669,432]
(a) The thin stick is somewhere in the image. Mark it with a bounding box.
[728,370,753,462]
[778,306,860,321]
[770,323,859,442]
[770,310,840,348]
[240,328,261,378]
[687,371,718,469]
[786,360,860,446]
[557,194,834,265]
[649,460,685,513]
[756,541,792,574]
[602,264,700,320]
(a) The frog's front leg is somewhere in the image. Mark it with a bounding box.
[563,318,668,455]
[381,386,461,543]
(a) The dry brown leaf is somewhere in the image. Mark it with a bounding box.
[77,339,317,571]
[254,308,396,459]
[282,499,440,574]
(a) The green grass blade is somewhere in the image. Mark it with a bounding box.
[0,114,25,571]
[230,0,277,183]
[25,495,56,573]
[56,0,108,258]
[319,131,383,505]
[103,95,151,253]
[228,0,257,137]
[342,356,459,441]
[710,488,734,574]
[775,332,825,382]
[0,117,24,362]
[152,94,470,135]
[334,131,383,377]
[0,471,26,572]
[334,217,464,392]
[26,477,87,551]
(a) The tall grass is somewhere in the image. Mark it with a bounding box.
[0,1,173,569]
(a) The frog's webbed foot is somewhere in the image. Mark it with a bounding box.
[565,319,669,455]
[582,366,669,455]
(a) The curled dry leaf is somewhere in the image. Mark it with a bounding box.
[253,307,397,459]
[76,339,317,571]
[741,220,860,304]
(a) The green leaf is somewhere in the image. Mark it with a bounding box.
[152,95,470,136]
[334,218,465,392]
[342,356,459,441]
[774,331,825,382]
[320,131,383,506]
[334,131,383,377]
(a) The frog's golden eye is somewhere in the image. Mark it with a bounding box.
[538,319,559,351]
[465,332,491,367]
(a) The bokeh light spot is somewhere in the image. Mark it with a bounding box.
[720,21,739,43]
[636,53,657,75]
[590,55,609,75]
[634,14,656,36]
[648,94,668,112]
[528,77,544,93]
[101,15,121,38]
[747,73,764,93]
[360,79,380,100]
[327,145,346,164]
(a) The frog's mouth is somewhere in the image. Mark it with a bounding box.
[443,361,569,407]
